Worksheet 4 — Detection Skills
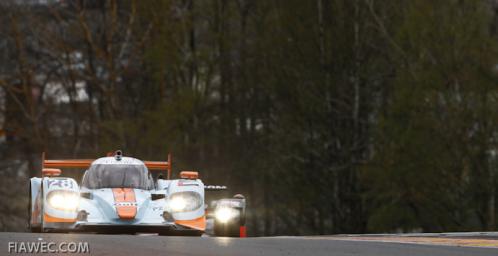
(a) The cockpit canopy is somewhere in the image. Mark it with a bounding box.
[81,164,154,190]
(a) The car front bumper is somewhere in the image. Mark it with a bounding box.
[43,222,202,235]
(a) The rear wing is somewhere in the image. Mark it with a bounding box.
[41,152,173,179]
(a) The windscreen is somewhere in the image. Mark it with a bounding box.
[82,164,152,189]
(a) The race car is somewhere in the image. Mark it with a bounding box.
[210,195,247,237]
[28,150,246,236]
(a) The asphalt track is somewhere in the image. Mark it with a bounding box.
[1,232,498,256]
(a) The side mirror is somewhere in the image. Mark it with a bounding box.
[42,168,62,177]
[180,171,198,179]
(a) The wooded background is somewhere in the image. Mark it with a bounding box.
[1,0,498,236]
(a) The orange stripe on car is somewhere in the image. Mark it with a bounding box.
[44,213,76,223]
[112,188,137,219]
[175,216,206,231]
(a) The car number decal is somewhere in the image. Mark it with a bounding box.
[47,179,74,189]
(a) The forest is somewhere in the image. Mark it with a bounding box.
[0,0,498,236]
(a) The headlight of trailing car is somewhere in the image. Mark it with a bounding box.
[47,190,79,211]
[215,207,239,223]
[169,191,202,212]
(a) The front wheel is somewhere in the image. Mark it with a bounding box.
[30,225,41,233]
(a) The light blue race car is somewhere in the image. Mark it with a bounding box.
[28,150,245,236]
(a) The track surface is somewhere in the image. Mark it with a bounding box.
[1,232,498,256]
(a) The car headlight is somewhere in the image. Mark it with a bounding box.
[215,207,239,223]
[169,192,202,212]
[47,190,79,211]
[170,197,187,211]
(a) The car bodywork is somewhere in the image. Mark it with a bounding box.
[28,152,239,236]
